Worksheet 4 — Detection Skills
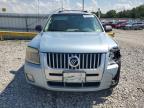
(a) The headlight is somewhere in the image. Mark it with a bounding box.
[25,47,40,64]
[108,47,121,65]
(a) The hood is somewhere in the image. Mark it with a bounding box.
[36,32,117,53]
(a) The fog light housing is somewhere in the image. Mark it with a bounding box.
[26,73,35,82]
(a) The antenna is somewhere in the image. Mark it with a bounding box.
[82,0,84,11]
[37,0,40,24]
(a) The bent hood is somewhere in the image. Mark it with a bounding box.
[39,32,117,53]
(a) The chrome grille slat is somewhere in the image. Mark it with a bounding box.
[52,53,55,68]
[64,54,66,68]
[93,54,96,68]
[90,54,92,69]
[47,53,102,69]
[56,54,58,69]
[60,53,62,68]
[82,54,84,69]
[86,54,88,69]
[79,54,80,69]
[97,54,99,66]
[68,53,69,69]
[48,53,51,67]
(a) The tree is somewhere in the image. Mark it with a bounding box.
[137,5,144,18]
[93,4,144,18]
[105,10,117,18]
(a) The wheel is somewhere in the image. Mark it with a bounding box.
[129,27,132,30]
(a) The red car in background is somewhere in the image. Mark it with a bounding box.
[102,20,128,29]
[112,21,128,29]
[115,22,128,29]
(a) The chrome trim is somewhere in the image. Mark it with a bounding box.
[56,53,58,68]
[52,53,55,68]
[82,54,84,69]
[48,53,51,67]
[94,54,96,68]
[60,53,62,68]
[86,54,88,69]
[46,53,103,69]
[90,54,92,68]
[79,54,80,69]
[64,54,66,68]
[97,54,99,66]
[68,53,69,69]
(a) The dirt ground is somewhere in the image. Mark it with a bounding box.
[0,30,144,108]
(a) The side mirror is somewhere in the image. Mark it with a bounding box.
[35,25,42,32]
[104,25,112,32]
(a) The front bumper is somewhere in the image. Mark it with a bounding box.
[24,61,118,92]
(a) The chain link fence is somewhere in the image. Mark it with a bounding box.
[1,13,143,32]
[0,13,49,32]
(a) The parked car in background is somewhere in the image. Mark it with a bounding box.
[117,22,128,29]
[112,21,127,29]
[102,21,113,27]
[115,22,128,29]
[124,22,144,30]
[123,23,133,30]
[108,22,117,28]
[137,22,144,29]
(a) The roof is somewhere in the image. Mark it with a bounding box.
[56,10,91,15]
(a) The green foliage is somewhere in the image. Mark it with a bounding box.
[105,10,117,18]
[93,4,144,18]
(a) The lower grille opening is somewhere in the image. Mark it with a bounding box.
[49,73,62,76]
[48,81,64,87]
[47,81,100,87]
[65,83,82,87]
[86,74,99,76]
[84,82,100,87]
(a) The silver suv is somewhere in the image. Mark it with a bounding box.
[24,10,121,92]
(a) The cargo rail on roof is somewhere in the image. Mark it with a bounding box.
[58,10,88,13]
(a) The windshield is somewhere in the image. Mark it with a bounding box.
[44,14,103,32]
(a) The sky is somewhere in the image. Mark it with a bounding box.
[0,0,144,14]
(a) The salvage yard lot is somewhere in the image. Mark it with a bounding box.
[0,30,144,108]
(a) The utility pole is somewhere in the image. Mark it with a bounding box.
[82,0,84,11]
[37,0,40,24]
[61,0,63,11]
[98,8,101,18]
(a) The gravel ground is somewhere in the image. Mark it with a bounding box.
[0,30,144,108]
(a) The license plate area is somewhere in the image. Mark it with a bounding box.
[63,71,86,83]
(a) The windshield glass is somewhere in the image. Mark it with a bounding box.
[44,14,103,32]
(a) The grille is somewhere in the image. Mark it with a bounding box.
[47,81,100,88]
[47,53,102,69]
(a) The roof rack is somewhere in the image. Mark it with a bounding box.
[58,10,88,13]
